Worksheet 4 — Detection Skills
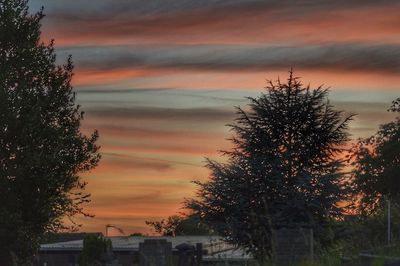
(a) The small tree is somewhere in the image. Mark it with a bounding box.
[352,98,400,213]
[79,235,112,266]
[146,214,213,236]
[186,71,353,261]
[0,0,100,264]
[146,215,183,236]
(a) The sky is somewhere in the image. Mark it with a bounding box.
[29,0,400,235]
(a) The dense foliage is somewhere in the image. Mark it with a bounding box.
[79,235,112,266]
[146,214,213,236]
[0,0,100,264]
[352,98,400,213]
[187,71,353,261]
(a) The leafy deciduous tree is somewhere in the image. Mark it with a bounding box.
[352,98,400,213]
[146,214,213,236]
[0,0,100,264]
[79,235,112,266]
[146,215,184,236]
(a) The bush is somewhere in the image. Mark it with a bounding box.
[79,235,112,266]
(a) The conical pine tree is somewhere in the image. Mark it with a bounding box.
[187,71,353,261]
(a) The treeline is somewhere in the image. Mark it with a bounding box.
[148,72,400,263]
[1,0,399,265]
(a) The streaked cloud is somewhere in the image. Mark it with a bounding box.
[86,106,235,121]
[59,44,400,74]
[27,0,400,235]
[37,1,400,45]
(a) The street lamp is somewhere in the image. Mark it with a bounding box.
[387,199,391,245]
[106,224,125,237]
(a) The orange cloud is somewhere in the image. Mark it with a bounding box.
[42,0,400,235]
[43,4,400,46]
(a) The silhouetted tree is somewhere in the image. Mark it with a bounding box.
[186,70,353,261]
[0,0,100,264]
[146,215,183,236]
[352,98,400,213]
[79,235,112,266]
[146,214,213,236]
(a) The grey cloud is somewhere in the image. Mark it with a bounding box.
[32,0,399,19]
[61,44,400,74]
[33,0,261,17]
[85,106,235,122]
[76,88,171,94]
[32,0,400,45]
[76,88,246,104]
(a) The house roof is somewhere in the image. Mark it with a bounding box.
[41,232,103,244]
[40,235,252,260]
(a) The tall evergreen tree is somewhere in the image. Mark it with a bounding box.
[186,71,353,261]
[0,0,100,264]
[352,98,400,213]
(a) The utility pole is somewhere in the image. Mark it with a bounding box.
[388,199,391,245]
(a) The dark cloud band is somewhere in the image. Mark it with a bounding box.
[36,0,400,20]
[85,106,235,122]
[60,44,400,74]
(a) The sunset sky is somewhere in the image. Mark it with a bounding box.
[29,0,399,235]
